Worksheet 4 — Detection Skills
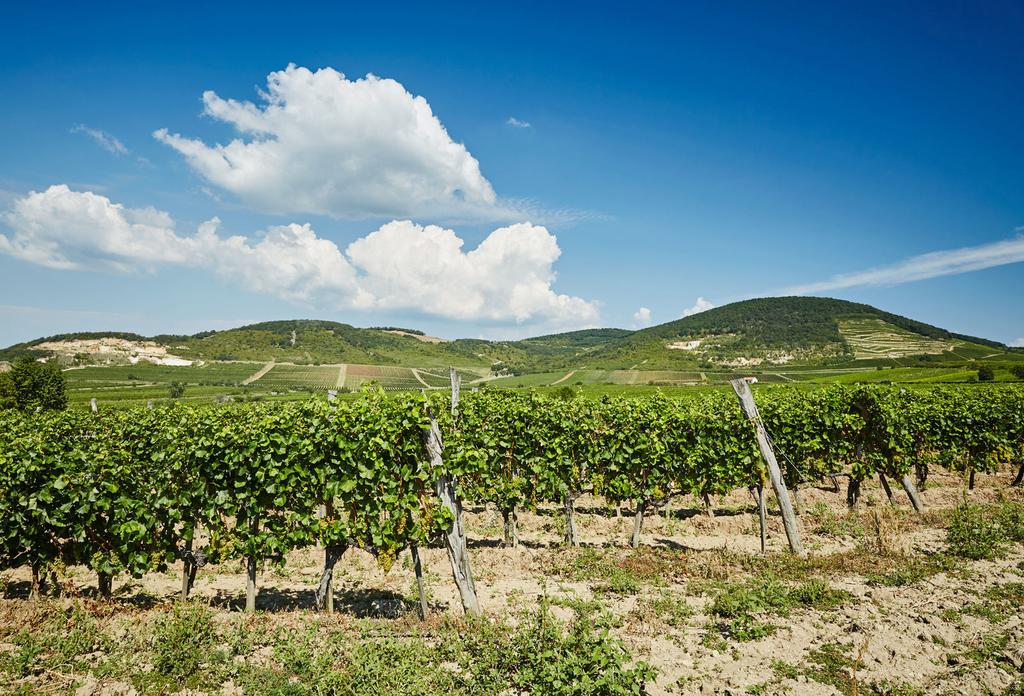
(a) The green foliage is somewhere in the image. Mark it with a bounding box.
[977,365,995,381]
[453,601,656,695]
[3,356,67,412]
[152,602,216,680]
[167,380,186,398]
[708,575,851,642]
[1011,365,1024,380]
[946,501,1006,560]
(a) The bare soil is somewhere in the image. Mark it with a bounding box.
[2,470,1022,695]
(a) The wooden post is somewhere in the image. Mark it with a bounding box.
[757,484,767,553]
[90,398,97,413]
[450,367,460,415]
[411,544,428,620]
[900,475,925,513]
[423,372,480,615]
[730,379,805,557]
[968,468,976,491]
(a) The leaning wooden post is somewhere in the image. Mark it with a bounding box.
[90,397,98,413]
[899,475,925,513]
[422,369,480,615]
[730,379,805,557]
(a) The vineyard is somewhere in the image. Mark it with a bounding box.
[2,383,1023,694]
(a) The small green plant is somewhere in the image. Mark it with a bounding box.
[946,501,1006,560]
[168,381,186,399]
[151,602,216,681]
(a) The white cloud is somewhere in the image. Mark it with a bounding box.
[155,65,516,221]
[785,234,1024,295]
[682,297,714,317]
[0,185,192,270]
[1011,338,1024,348]
[632,306,652,328]
[0,186,598,328]
[71,124,129,155]
[506,116,531,129]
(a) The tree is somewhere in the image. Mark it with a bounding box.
[168,381,186,399]
[1010,365,1024,380]
[4,356,67,412]
[977,365,995,382]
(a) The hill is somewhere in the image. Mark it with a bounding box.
[576,296,1010,370]
[2,298,1016,378]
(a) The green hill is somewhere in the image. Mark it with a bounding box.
[575,296,1010,370]
[2,298,1016,378]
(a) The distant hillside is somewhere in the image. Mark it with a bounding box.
[579,297,1006,370]
[1,297,1010,373]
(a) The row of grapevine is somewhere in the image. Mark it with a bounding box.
[1,384,1022,611]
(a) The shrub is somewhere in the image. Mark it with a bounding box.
[946,502,1006,560]
[152,602,216,680]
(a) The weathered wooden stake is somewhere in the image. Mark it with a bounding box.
[421,369,480,615]
[900,475,925,513]
[90,398,98,413]
[730,379,805,557]
[757,484,767,553]
[968,468,976,491]
[411,544,428,620]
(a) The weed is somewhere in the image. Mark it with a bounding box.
[946,501,1007,560]
[151,601,216,682]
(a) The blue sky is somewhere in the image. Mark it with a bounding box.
[1,1,1022,346]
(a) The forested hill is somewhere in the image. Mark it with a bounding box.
[1,297,1010,371]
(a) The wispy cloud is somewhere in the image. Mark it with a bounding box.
[785,232,1024,295]
[506,116,531,129]
[71,124,129,155]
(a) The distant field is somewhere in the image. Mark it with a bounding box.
[65,362,261,390]
[249,364,341,391]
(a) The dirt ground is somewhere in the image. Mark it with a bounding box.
[2,470,1023,695]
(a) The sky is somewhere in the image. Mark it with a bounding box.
[1,1,1022,346]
